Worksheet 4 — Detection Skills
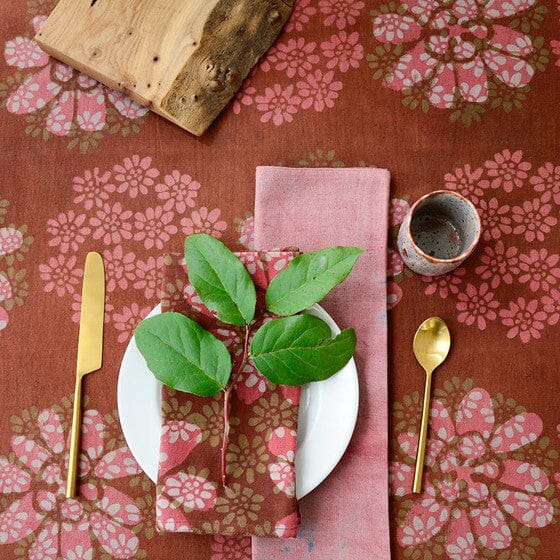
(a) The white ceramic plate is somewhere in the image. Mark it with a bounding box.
[117,304,359,499]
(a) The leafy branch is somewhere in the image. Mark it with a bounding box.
[135,234,363,486]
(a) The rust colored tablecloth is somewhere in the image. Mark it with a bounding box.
[2,0,560,559]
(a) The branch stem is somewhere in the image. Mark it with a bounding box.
[221,325,251,487]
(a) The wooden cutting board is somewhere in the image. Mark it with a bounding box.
[36,0,293,136]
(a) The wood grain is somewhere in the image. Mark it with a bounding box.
[35,0,293,135]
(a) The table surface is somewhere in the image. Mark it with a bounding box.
[1,1,560,559]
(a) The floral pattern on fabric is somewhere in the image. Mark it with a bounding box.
[0,398,153,559]
[156,252,300,538]
[0,199,32,335]
[391,377,560,559]
[0,9,148,152]
[231,1,364,126]
[41,156,228,342]
[368,0,550,126]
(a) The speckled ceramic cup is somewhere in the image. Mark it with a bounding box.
[397,190,481,276]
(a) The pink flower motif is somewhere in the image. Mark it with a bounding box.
[518,249,560,293]
[181,207,228,238]
[388,248,404,277]
[389,198,410,227]
[422,268,466,298]
[456,283,499,330]
[530,162,560,205]
[155,170,200,213]
[268,460,296,497]
[319,0,364,30]
[72,167,115,210]
[0,273,12,302]
[541,289,560,326]
[285,0,317,33]
[0,227,23,256]
[133,206,177,250]
[478,197,512,241]
[297,69,343,111]
[162,471,217,511]
[0,404,143,559]
[132,256,163,300]
[511,196,557,242]
[475,241,519,289]
[4,17,147,135]
[232,79,256,115]
[89,202,133,245]
[112,304,151,344]
[485,149,532,192]
[321,31,363,72]
[443,164,489,204]
[391,387,553,557]
[46,211,90,253]
[266,38,320,78]
[113,155,159,198]
[372,2,537,109]
[235,364,269,405]
[255,84,301,125]
[552,40,560,67]
[210,535,252,560]
[387,281,403,309]
[39,254,82,297]
[102,245,135,292]
[500,298,547,343]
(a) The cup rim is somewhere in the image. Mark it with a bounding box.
[405,189,482,265]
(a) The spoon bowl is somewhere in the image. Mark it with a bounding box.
[412,317,451,493]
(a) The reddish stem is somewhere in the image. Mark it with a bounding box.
[221,325,250,487]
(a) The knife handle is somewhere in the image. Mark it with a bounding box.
[66,374,83,498]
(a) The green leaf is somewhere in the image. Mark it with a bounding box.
[265,246,363,316]
[250,314,356,386]
[185,234,256,326]
[135,312,231,396]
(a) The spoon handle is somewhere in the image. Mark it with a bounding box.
[413,370,432,493]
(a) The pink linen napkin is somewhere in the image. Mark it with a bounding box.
[252,167,391,559]
[156,251,301,540]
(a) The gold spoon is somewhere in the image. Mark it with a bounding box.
[412,317,451,493]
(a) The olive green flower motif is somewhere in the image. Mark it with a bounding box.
[512,436,559,472]
[449,96,485,127]
[509,5,547,34]
[188,394,232,447]
[215,483,265,528]
[162,390,194,421]
[0,224,32,265]
[496,522,541,560]
[226,434,269,484]
[367,43,403,81]
[489,81,529,113]
[160,277,187,310]
[248,392,295,438]
[298,149,344,168]
[526,37,549,73]
[3,267,28,310]
[402,83,431,113]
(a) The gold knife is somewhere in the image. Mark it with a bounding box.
[66,252,105,498]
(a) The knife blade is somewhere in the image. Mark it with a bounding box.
[66,251,105,498]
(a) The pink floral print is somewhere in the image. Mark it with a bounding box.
[297,69,343,111]
[456,283,499,330]
[391,382,557,559]
[499,297,547,343]
[320,0,364,30]
[44,156,228,340]
[113,155,160,198]
[237,215,255,250]
[387,281,403,309]
[285,0,317,33]
[475,241,519,289]
[422,268,465,299]
[518,249,560,292]
[0,401,145,559]
[485,149,532,192]
[255,84,301,125]
[541,289,560,326]
[511,196,557,242]
[530,162,560,205]
[389,198,410,227]
[478,197,512,241]
[321,31,364,72]
[369,0,547,123]
[263,38,320,78]
[39,254,82,297]
[0,227,23,255]
[444,164,488,203]
[387,249,404,277]
[181,207,228,238]
[155,170,200,213]
[2,16,147,151]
